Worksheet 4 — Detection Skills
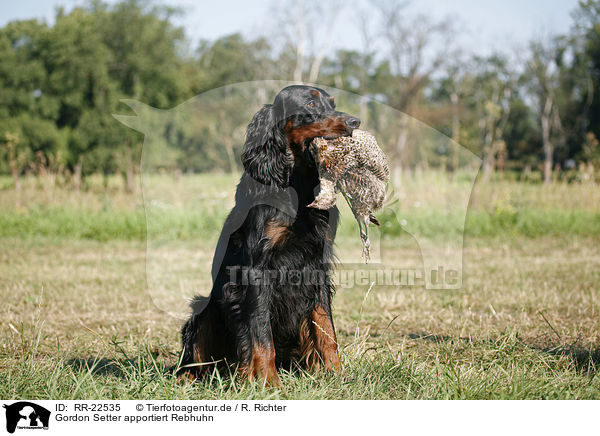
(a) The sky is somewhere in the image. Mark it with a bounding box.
[0,0,581,57]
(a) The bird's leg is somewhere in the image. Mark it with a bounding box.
[358,215,371,263]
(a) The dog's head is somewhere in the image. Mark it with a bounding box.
[241,85,360,187]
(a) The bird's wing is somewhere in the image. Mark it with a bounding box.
[353,132,390,183]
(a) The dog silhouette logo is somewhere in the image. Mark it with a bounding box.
[3,402,50,433]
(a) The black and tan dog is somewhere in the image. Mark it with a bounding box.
[179,85,360,386]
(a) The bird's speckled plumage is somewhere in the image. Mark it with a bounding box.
[308,129,390,262]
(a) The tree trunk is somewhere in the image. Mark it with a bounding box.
[450,92,460,173]
[73,155,83,191]
[293,5,305,82]
[543,146,553,184]
[481,153,495,181]
[124,144,135,193]
[480,126,495,181]
[541,96,553,184]
[395,122,409,174]
[308,53,324,83]
[496,140,506,180]
[4,133,22,208]
[223,137,237,174]
[10,165,21,209]
[359,96,368,128]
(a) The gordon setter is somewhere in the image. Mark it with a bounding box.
[179,85,361,386]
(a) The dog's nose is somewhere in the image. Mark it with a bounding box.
[345,117,361,129]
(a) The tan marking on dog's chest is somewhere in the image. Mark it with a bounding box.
[265,221,291,248]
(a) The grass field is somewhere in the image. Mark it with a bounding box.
[1,173,599,399]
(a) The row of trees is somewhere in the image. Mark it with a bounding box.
[1,0,600,187]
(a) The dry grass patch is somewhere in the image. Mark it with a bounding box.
[1,235,599,399]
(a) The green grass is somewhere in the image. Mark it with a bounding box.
[1,173,599,399]
[1,172,599,241]
[0,237,599,399]
[3,329,599,399]
[2,206,599,241]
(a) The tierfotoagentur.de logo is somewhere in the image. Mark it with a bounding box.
[2,402,50,434]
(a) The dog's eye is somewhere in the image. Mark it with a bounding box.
[307,100,315,108]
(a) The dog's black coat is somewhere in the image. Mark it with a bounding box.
[179,85,360,385]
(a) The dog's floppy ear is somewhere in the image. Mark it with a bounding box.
[241,104,291,187]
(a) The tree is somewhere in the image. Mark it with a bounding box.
[524,37,565,183]
[429,60,470,173]
[571,1,600,164]
[38,7,116,185]
[465,55,514,180]
[1,133,29,207]
[268,0,343,83]
[373,1,455,174]
[192,34,273,93]
[91,0,191,189]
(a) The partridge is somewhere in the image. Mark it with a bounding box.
[309,129,390,262]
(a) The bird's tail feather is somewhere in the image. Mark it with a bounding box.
[369,213,380,226]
